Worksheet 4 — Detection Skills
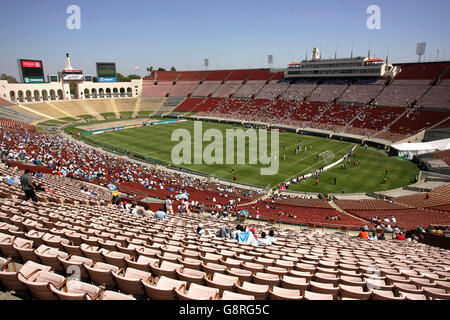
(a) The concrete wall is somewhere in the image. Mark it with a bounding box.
[0,79,142,103]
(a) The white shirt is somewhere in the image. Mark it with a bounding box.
[266,236,276,244]
[257,237,272,246]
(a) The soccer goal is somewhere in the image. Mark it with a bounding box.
[318,150,335,163]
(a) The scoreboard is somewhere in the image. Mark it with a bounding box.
[18,59,45,83]
[96,62,116,82]
[61,69,84,81]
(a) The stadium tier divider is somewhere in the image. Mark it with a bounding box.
[0,106,41,120]
[0,112,33,123]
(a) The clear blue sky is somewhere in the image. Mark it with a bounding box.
[0,0,449,78]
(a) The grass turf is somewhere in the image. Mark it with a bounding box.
[100,112,117,118]
[43,119,67,125]
[286,147,420,194]
[78,114,95,120]
[59,117,78,122]
[81,120,419,192]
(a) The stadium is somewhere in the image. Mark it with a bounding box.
[0,0,449,306]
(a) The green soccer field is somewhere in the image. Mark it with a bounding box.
[81,120,420,193]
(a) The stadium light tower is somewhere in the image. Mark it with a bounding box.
[268,55,273,69]
[416,42,426,62]
[204,58,209,71]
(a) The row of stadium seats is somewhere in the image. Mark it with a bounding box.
[1,111,450,232]
[176,97,448,141]
[0,195,449,300]
[139,63,450,110]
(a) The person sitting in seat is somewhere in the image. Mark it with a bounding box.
[195,223,206,235]
[221,212,230,221]
[112,189,119,203]
[155,207,167,220]
[405,230,415,241]
[217,227,233,238]
[210,212,218,219]
[129,203,138,216]
[237,226,258,246]
[142,205,154,218]
[266,230,277,244]
[257,232,271,246]
[368,232,378,241]
[232,225,244,240]
[395,233,406,241]
[357,228,368,239]
[250,228,258,240]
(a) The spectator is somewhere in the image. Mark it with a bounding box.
[217,227,232,238]
[357,228,368,239]
[237,226,258,246]
[405,230,414,241]
[232,225,244,240]
[165,196,174,214]
[183,199,190,214]
[178,202,184,214]
[395,233,406,241]
[142,205,154,218]
[20,169,37,202]
[196,223,206,235]
[250,228,258,240]
[267,230,277,244]
[112,189,119,203]
[257,232,271,246]
[129,203,138,216]
[155,207,167,220]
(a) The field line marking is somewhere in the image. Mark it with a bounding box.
[286,144,355,182]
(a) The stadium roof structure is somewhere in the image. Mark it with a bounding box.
[392,138,450,157]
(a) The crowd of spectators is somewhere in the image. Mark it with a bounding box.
[0,119,260,211]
